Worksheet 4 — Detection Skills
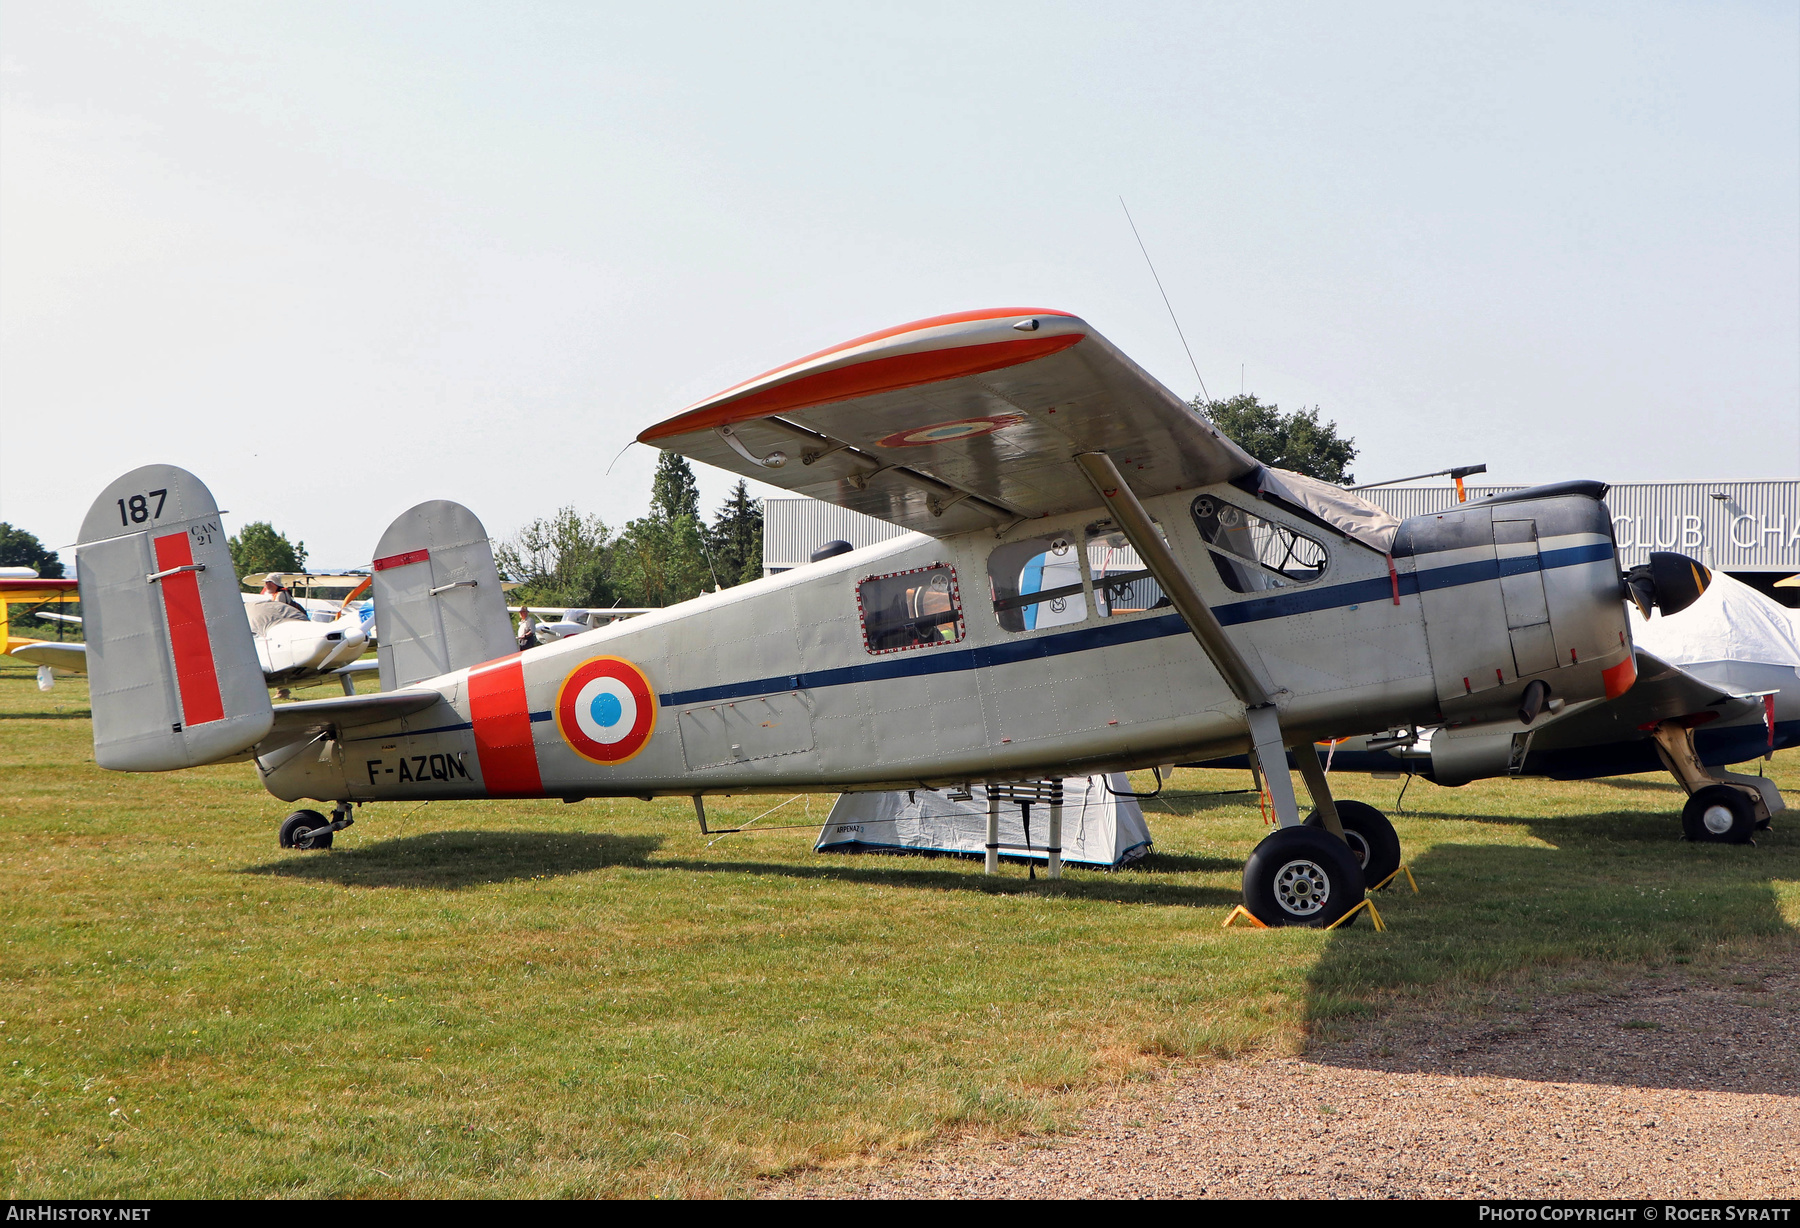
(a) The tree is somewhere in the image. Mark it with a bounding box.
[610,512,713,607]
[228,521,307,581]
[650,452,701,523]
[601,452,717,605]
[708,480,764,586]
[0,523,64,577]
[495,508,615,610]
[1196,393,1358,484]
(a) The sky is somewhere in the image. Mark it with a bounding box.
[2,1,1796,569]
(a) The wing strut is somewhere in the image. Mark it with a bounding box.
[1073,452,1306,827]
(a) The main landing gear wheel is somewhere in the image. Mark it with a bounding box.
[279,810,332,851]
[1681,785,1757,845]
[1305,800,1402,889]
[1243,826,1365,928]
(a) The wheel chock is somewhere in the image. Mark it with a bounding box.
[1370,864,1419,894]
[1222,904,1268,929]
[1325,897,1386,932]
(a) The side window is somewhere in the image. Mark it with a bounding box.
[988,535,1087,633]
[1191,495,1329,593]
[858,565,965,654]
[1085,527,1169,618]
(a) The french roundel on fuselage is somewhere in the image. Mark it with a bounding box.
[554,657,657,764]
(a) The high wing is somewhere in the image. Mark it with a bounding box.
[0,577,80,604]
[1525,649,1767,753]
[638,308,1259,537]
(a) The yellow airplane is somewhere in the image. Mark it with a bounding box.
[1,570,83,682]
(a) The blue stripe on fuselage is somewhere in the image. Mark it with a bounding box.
[656,540,1616,708]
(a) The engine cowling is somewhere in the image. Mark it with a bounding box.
[1395,481,1636,727]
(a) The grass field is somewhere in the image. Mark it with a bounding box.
[3,659,1796,1197]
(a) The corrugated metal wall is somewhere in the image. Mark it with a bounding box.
[762,498,911,572]
[1361,481,1799,571]
[765,481,1800,574]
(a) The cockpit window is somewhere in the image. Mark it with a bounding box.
[988,535,1087,633]
[858,565,965,654]
[1191,495,1328,593]
[1085,527,1169,617]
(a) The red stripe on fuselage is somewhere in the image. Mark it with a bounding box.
[152,533,224,727]
[468,656,542,797]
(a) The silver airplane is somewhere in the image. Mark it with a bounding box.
[68,308,1711,927]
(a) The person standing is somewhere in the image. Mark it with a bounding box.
[261,577,304,612]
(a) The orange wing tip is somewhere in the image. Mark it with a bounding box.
[639,308,1085,444]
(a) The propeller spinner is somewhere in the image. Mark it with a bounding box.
[1624,551,1712,619]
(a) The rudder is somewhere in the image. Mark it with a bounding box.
[371,500,516,690]
[76,465,273,770]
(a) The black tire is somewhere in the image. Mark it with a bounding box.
[1681,785,1756,844]
[279,810,332,851]
[1243,825,1366,928]
[1305,800,1403,890]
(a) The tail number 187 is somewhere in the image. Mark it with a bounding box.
[117,489,169,525]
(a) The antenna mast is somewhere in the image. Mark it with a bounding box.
[1121,198,1210,404]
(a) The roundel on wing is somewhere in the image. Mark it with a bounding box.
[555,656,657,764]
[874,414,1024,449]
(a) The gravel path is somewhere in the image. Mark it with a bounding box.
[773,953,1800,1199]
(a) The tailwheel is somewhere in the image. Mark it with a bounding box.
[279,809,333,851]
[1681,785,1757,845]
[1243,825,1365,928]
[1305,800,1402,889]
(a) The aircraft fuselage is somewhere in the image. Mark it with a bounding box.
[258,481,1632,806]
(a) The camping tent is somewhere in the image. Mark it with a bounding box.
[815,775,1153,868]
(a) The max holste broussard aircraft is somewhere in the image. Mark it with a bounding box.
[5,570,377,696]
[71,307,1715,927]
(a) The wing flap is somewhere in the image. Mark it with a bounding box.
[640,308,1258,536]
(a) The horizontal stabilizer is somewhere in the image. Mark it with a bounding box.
[269,689,442,737]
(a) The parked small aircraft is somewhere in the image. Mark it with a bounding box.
[69,307,1716,926]
[510,606,655,644]
[2,572,82,685]
[6,573,376,695]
